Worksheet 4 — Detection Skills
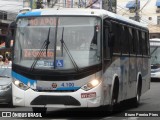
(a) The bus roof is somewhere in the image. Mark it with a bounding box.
[150,38,160,42]
[17,8,147,29]
[150,38,160,46]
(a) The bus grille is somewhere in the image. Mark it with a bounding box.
[34,90,78,92]
[30,95,81,106]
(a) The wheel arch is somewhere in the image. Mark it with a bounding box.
[110,74,120,103]
[136,72,142,95]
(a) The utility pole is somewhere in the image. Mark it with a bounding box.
[108,0,113,12]
[135,0,140,22]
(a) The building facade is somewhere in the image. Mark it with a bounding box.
[117,0,160,38]
[0,0,23,58]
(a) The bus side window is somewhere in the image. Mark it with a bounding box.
[134,30,140,55]
[121,26,129,54]
[103,23,110,59]
[132,29,137,55]
[138,30,143,55]
[146,32,150,56]
[129,28,134,54]
[112,23,121,54]
[141,31,147,56]
[121,26,128,54]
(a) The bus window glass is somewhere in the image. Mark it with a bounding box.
[14,17,101,70]
[126,27,130,54]
[112,23,121,54]
[150,46,160,65]
[132,29,137,55]
[129,28,134,54]
[135,30,140,55]
[141,31,146,55]
[138,31,143,55]
[121,26,129,54]
[145,32,149,55]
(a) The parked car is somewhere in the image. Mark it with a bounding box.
[0,65,12,106]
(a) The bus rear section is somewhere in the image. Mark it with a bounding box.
[150,38,160,80]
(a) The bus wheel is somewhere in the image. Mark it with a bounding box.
[32,107,47,116]
[132,80,141,107]
[8,100,14,108]
[108,95,117,112]
[108,80,119,112]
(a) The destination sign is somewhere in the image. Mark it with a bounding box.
[28,17,59,26]
[23,49,54,58]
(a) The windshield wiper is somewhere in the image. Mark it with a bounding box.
[60,27,79,72]
[30,28,51,71]
[46,28,50,56]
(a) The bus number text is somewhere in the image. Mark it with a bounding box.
[61,83,74,87]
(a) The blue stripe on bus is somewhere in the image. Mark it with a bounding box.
[17,11,41,18]
[12,71,80,91]
[56,87,80,91]
[12,71,36,85]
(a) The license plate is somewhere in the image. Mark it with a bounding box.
[81,92,96,98]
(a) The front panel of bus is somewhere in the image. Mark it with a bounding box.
[12,15,104,107]
[150,41,160,80]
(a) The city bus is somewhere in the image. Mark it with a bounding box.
[12,8,150,113]
[150,38,160,80]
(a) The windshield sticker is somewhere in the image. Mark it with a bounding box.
[23,49,54,58]
[36,60,63,67]
[56,60,63,67]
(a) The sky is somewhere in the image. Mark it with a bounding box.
[0,0,23,13]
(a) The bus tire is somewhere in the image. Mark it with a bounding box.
[132,77,142,107]
[108,78,119,112]
[32,107,47,116]
[8,100,14,108]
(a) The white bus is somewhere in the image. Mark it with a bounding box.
[150,38,160,80]
[12,8,150,113]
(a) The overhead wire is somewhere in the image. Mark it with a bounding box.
[117,0,150,16]
[117,0,160,33]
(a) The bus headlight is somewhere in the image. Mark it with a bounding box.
[13,79,29,90]
[81,79,101,91]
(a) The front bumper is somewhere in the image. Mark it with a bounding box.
[12,82,103,108]
[151,72,160,79]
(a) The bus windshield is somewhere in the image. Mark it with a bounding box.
[150,46,160,65]
[13,17,101,70]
